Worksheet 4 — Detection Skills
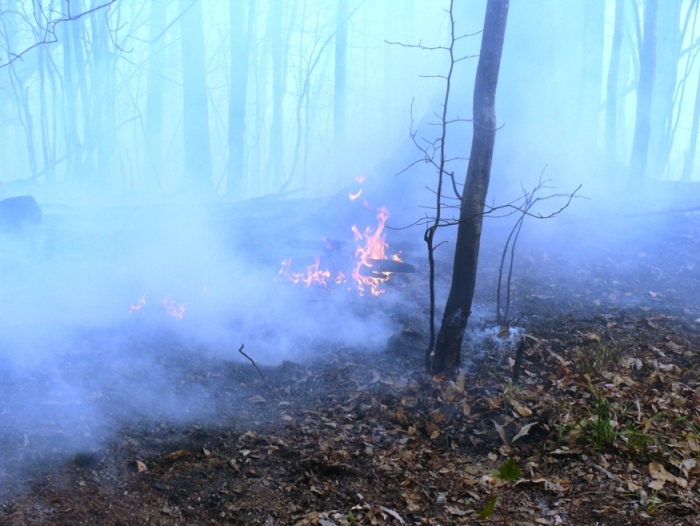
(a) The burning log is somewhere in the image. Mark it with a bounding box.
[359,259,415,276]
[0,195,42,232]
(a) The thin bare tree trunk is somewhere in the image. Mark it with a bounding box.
[432,0,509,376]
[334,0,349,152]
[605,0,625,178]
[145,0,167,192]
[178,0,213,194]
[629,0,658,184]
[227,0,251,198]
[682,61,700,181]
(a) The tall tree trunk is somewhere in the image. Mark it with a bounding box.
[580,0,604,157]
[145,0,167,192]
[178,0,213,194]
[60,6,80,184]
[629,0,658,184]
[268,1,285,189]
[227,0,251,199]
[682,62,700,181]
[605,0,625,178]
[87,0,116,190]
[431,0,509,376]
[334,0,349,153]
[649,0,682,179]
[37,45,55,183]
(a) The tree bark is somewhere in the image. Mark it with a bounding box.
[648,0,682,179]
[580,0,604,156]
[145,0,167,192]
[227,0,251,198]
[268,1,285,188]
[605,0,625,178]
[431,0,509,376]
[334,0,349,151]
[629,0,658,184]
[178,0,213,194]
[682,59,700,181]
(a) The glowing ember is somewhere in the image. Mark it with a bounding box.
[163,298,186,318]
[278,257,346,289]
[351,206,397,296]
[128,295,147,314]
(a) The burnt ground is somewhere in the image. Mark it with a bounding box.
[1,195,700,525]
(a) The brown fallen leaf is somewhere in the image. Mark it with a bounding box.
[248,395,266,404]
[509,399,533,417]
[379,506,406,524]
[649,462,687,489]
[492,420,508,445]
[512,421,537,442]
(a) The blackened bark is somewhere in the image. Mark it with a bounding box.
[629,0,658,184]
[431,0,509,376]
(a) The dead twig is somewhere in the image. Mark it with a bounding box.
[237,344,285,402]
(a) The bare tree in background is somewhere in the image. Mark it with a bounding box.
[430,0,509,376]
[145,0,168,192]
[605,0,625,179]
[227,0,253,198]
[629,0,657,184]
[178,0,213,194]
[334,0,349,160]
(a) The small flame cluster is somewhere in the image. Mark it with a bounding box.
[278,176,401,297]
[279,257,346,288]
[128,295,187,319]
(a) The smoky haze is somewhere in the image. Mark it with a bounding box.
[0,0,697,491]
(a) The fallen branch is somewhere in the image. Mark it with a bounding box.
[237,344,285,402]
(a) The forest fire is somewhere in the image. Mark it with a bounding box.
[278,205,402,296]
[128,295,187,318]
[278,257,346,288]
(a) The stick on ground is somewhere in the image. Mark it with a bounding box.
[237,344,285,402]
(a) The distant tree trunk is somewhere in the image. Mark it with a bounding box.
[268,1,285,188]
[60,11,80,183]
[605,0,625,178]
[648,0,682,179]
[37,45,55,183]
[580,0,604,156]
[334,0,349,152]
[227,0,251,198]
[431,0,509,376]
[682,62,700,181]
[87,0,117,190]
[629,0,658,184]
[178,0,213,194]
[145,0,167,192]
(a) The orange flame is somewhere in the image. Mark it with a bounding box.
[278,257,346,289]
[351,206,394,296]
[163,298,186,318]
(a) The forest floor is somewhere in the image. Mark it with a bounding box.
[1,195,700,525]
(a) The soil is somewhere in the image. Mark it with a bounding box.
[1,197,699,525]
